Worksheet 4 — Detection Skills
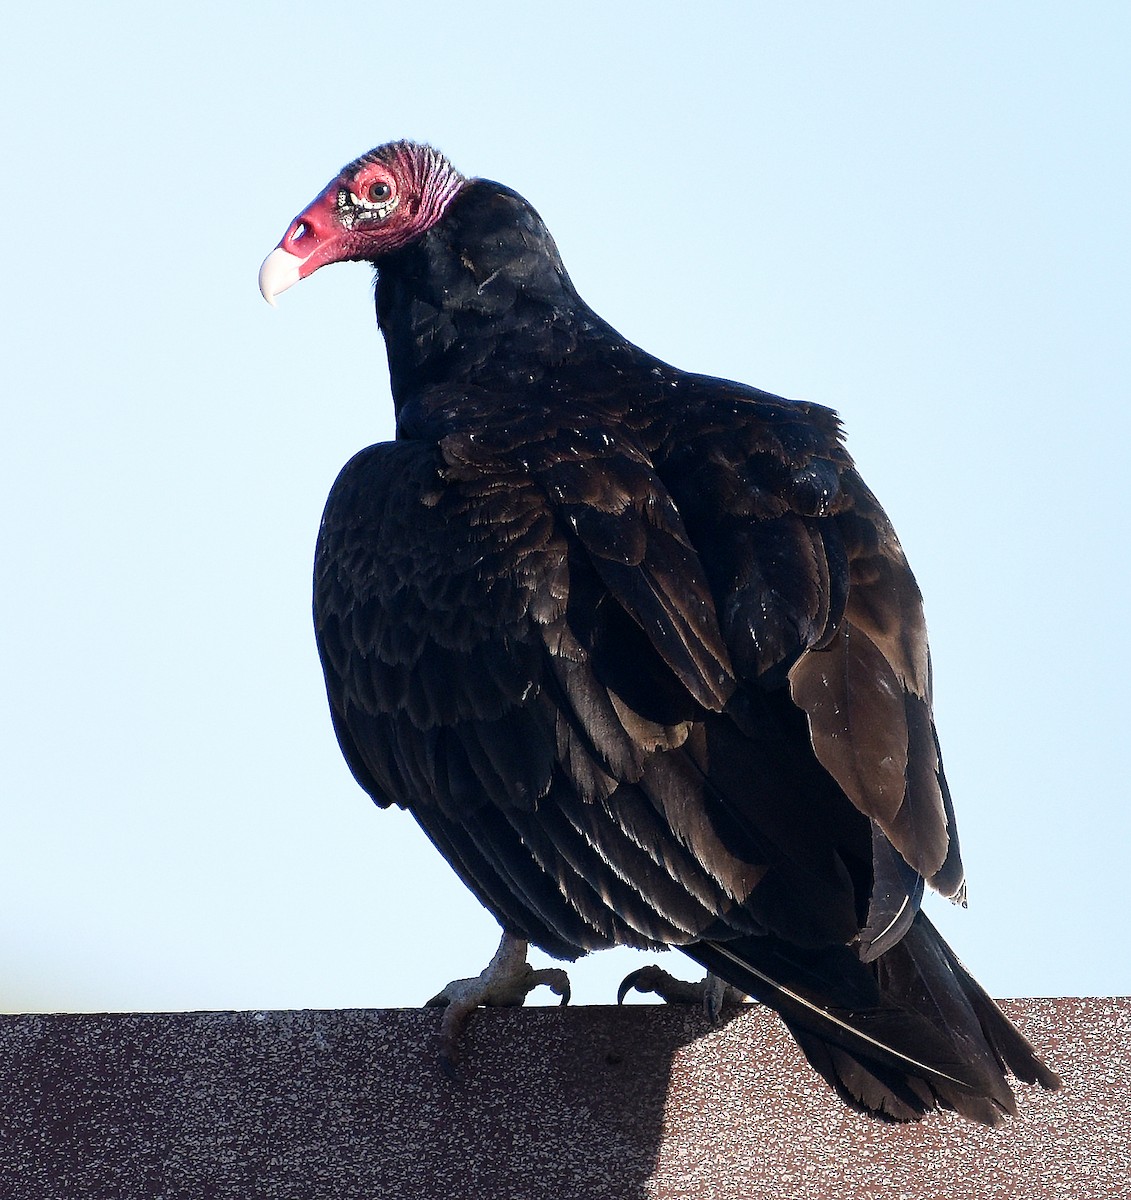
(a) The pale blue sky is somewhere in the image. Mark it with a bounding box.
[3,3,1128,1014]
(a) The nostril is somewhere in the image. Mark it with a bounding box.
[289,221,308,244]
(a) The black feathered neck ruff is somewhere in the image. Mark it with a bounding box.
[374,181,618,407]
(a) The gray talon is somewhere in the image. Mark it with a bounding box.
[618,965,745,1022]
[426,932,571,1069]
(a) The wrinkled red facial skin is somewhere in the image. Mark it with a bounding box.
[276,162,425,280]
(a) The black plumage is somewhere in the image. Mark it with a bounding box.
[261,141,1059,1123]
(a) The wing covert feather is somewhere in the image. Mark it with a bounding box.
[787,472,963,896]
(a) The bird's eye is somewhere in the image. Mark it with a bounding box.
[347,174,400,217]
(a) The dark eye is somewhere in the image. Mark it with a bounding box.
[367,181,392,203]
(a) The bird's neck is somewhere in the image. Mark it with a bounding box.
[373,182,638,414]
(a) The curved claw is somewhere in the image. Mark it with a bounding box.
[436,995,479,1077]
[618,964,701,1006]
[529,966,571,1007]
[425,932,572,1073]
[427,963,570,1010]
[618,964,745,1022]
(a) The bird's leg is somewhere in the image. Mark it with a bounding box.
[618,965,745,1023]
[426,930,570,1071]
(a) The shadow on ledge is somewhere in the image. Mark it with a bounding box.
[0,998,1127,1199]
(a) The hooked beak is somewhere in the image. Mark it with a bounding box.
[258,181,353,306]
[258,247,305,307]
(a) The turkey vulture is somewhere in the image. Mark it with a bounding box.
[259,140,1059,1123]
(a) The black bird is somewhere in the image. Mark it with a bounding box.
[259,140,1059,1123]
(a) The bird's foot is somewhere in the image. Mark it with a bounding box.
[617,965,745,1023]
[426,931,570,1072]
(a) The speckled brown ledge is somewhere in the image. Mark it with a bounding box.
[0,998,1125,1199]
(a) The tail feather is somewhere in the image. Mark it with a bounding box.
[683,912,1059,1124]
[926,924,1062,1092]
[787,1028,1002,1125]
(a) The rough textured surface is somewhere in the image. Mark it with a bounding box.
[0,998,1125,1199]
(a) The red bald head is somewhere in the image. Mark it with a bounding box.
[259,141,466,305]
